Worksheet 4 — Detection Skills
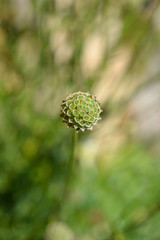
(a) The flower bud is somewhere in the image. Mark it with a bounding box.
[60,91,102,132]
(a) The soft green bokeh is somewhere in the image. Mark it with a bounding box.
[0,0,160,240]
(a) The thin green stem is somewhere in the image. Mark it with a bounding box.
[62,130,78,199]
[56,130,78,218]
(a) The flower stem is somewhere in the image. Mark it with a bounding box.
[63,130,78,199]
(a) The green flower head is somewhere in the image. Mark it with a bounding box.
[60,91,103,132]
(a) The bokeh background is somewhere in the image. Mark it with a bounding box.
[1,0,160,239]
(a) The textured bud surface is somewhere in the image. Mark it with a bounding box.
[60,91,102,132]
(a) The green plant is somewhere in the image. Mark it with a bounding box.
[60,91,102,201]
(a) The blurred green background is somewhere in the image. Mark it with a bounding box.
[0,0,160,239]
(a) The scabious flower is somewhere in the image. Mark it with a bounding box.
[60,91,102,132]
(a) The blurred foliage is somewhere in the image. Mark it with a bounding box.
[0,0,160,240]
